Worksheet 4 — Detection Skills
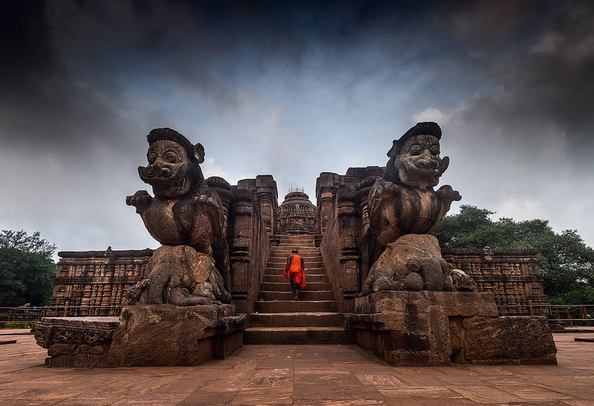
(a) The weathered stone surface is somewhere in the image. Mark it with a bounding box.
[124,246,230,306]
[349,292,556,366]
[34,305,245,367]
[362,234,476,295]
[35,316,120,349]
[462,316,557,364]
[34,316,119,367]
[353,291,499,319]
[107,304,244,367]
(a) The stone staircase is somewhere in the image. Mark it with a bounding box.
[244,235,352,344]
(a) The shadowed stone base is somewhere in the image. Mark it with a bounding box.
[34,304,245,367]
[348,291,557,366]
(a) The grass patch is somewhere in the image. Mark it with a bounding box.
[1,322,36,329]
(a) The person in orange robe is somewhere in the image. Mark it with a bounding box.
[283,249,306,300]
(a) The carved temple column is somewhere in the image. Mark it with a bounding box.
[228,189,253,313]
[356,176,380,236]
[255,175,278,235]
[336,188,361,296]
[315,172,340,234]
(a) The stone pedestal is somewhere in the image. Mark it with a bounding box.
[35,304,245,367]
[348,291,556,366]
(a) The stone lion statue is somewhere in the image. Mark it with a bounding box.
[368,122,461,248]
[125,128,231,305]
[362,122,471,294]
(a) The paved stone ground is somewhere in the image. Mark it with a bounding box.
[1,328,593,405]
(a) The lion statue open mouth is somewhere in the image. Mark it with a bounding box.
[125,128,231,306]
[363,122,469,294]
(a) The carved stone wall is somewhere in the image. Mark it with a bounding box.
[237,175,278,236]
[227,184,271,313]
[317,167,384,311]
[442,248,548,315]
[51,249,152,315]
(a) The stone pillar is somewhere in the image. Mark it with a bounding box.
[315,172,340,234]
[356,177,379,236]
[336,188,361,295]
[255,175,278,235]
[228,189,254,312]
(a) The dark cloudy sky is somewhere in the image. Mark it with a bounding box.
[2,0,594,255]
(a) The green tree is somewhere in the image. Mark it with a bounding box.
[433,205,594,304]
[0,230,57,306]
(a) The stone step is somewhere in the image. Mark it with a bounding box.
[270,248,320,254]
[270,245,320,251]
[264,264,326,275]
[249,312,344,328]
[270,246,320,250]
[273,243,317,249]
[277,235,317,239]
[269,256,322,262]
[263,274,328,283]
[263,270,326,278]
[267,255,322,262]
[268,249,321,254]
[254,300,337,313]
[268,250,321,255]
[271,240,319,246]
[272,246,318,252]
[264,272,326,279]
[266,260,325,269]
[243,327,354,345]
[260,282,332,292]
[258,290,334,301]
[275,234,317,241]
[266,261,326,273]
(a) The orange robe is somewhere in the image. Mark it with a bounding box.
[283,253,306,288]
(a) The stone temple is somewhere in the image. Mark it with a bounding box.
[36,124,556,367]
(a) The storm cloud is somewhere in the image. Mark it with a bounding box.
[1,0,594,254]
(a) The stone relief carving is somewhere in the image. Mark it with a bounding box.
[362,234,475,295]
[364,122,474,294]
[34,317,118,350]
[125,128,231,305]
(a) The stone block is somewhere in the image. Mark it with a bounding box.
[462,316,557,365]
[107,304,245,367]
[353,291,498,319]
[34,304,245,367]
[349,291,556,366]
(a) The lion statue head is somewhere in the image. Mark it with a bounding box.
[383,122,450,189]
[138,128,207,198]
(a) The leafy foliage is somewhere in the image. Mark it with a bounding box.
[433,205,594,304]
[0,230,57,306]
[0,230,56,257]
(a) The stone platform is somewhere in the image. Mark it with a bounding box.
[1,328,593,405]
[34,304,245,367]
[349,291,557,366]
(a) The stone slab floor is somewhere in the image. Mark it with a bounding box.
[1,329,593,405]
